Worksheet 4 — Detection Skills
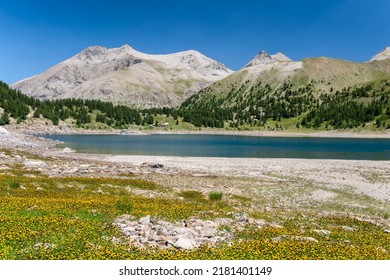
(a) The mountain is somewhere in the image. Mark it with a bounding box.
[244,51,292,68]
[179,48,390,129]
[183,48,390,105]
[11,45,233,107]
[369,47,390,62]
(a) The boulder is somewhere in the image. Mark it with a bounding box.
[0,126,10,136]
[139,215,151,225]
[199,226,217,238]
[174,237,198,250]
[294,236,318,243]
[214,218,233,226]
[62,147,75,153]
[141,163,164,169]
[341,226,356,232]
[271,236,283,243]
[253,219,266,227]
[24,160,48,168]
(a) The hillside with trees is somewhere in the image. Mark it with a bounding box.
[178,79,390,130]
[1,78,390,131]
[0,81,144,128]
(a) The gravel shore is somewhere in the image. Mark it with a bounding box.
[2,124,390,203]
[97,155,390,201]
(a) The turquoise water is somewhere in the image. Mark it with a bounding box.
[42,134,390,160]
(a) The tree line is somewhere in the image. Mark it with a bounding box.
[1,79,390,130]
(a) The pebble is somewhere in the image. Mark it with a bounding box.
[33,243,57,250]
[313,229,332,235]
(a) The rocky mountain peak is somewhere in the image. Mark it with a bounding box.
[80,46,108,56]
[369,47,390,62]
[272,52,292,62]
[244,50,292,68]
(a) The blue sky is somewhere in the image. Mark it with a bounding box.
[0,0,389,84]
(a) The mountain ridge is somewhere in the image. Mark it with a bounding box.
[369,47,390,62]
[12,45,233,107]
[11,45,390,108]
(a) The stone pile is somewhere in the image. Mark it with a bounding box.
[113,214,267,250]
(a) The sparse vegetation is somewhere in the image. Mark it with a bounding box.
[179,190,205,201]
[0,148,389,260]
[115,198,133,214]
[208,192,223,201]
[1,171,389,260]
[7,180,21,189]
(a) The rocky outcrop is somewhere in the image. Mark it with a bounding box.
[113,214,267,250]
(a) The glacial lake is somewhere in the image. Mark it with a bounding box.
[42,134,390,160]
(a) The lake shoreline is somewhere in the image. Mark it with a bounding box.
[62,153,390,201]
[43,133,390,161]
[5,123,390,139]
[1,125,390,203]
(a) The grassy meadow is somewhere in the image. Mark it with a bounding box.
[1,158,389,260]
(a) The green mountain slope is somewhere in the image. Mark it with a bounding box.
[179,57,390,130]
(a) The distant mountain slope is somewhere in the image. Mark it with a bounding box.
[369,47,390,62]
[182,49,390,108]
[179,49,390,129]
[11,45,233,107]
[244,51,292,68]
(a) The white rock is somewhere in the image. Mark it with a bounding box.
[33,243,56,250]
[254,219,266,227]
[200,227,217,238]
[62,147,75,153]
[313,229,332,235]
[0,126,10,136]
[174,237,198,250]
[24,160,48,168]
[214,218,233,225]
[341,226,356,232]
[271,236,282,243]
[139,215,151,225]
[295,236,318,243]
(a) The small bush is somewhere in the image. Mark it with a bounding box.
[8,180,21,189]
[179,190,205,201]
[115,198,132,214]
[208,192,223,201]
